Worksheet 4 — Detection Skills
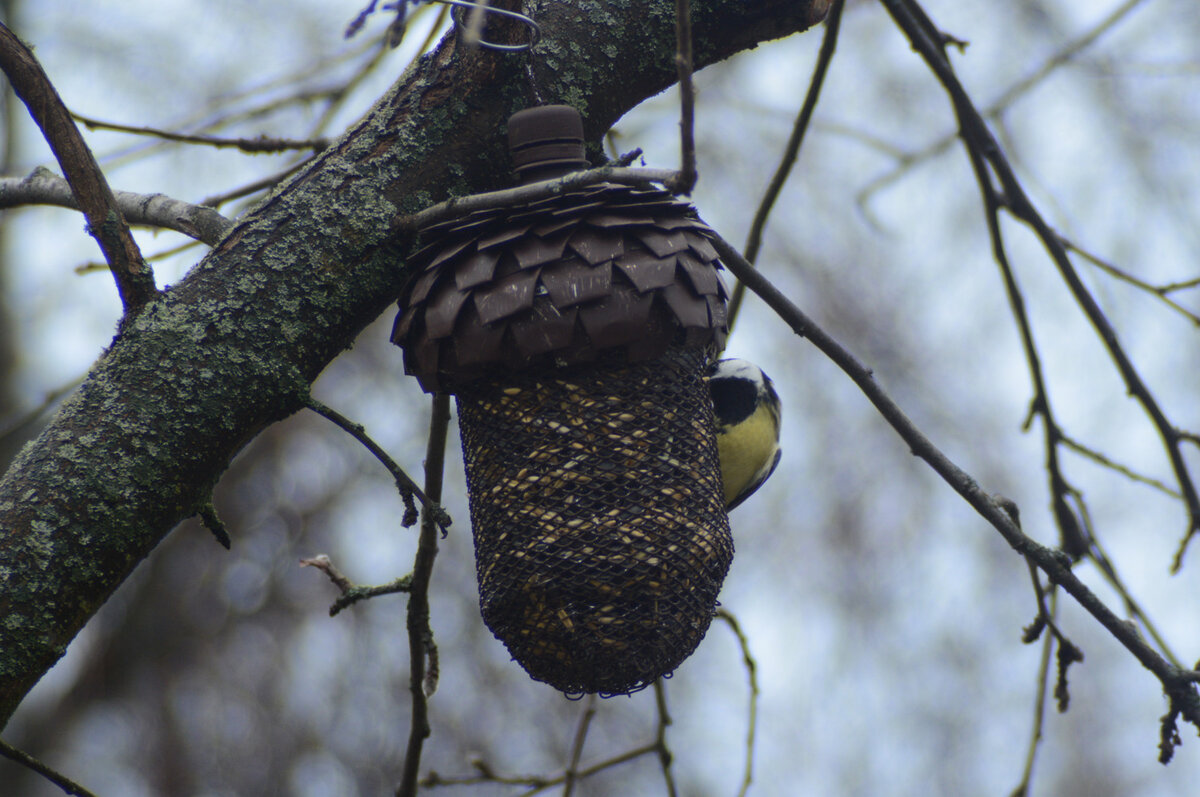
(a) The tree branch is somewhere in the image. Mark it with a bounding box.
[0,22,156,316]
[562,694,599,797]
[710,228,1200,756]
[728,0,843,330]
[0,167,233,246]
[716,608,759,797]
[306,396,451,531]
[396,392,450,797]
[395,166,682,230]
[876,0,1200,569]
[71,112,330,153]
[0,738,96,797]
[668,0,697,195]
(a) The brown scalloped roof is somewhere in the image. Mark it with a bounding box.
[392,183,729,392]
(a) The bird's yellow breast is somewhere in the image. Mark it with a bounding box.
[716,408,779,507]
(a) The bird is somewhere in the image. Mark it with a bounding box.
[708,358,782,511]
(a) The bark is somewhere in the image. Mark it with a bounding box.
[0,0,828,726]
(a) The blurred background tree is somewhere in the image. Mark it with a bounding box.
[1,1,1198,795]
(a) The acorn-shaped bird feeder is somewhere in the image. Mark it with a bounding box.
[392,105,732,695]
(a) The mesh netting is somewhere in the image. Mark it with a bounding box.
[456,347,732,695]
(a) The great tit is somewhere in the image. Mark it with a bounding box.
[708,358,782,511]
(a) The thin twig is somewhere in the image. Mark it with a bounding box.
[0,167,233,246]
[669,0,697,195]
[429,684,677,794]
[857,0,1150,209]
[562,694,598,797]
[911,0,1183,691]
[728,0,844,331]
[395,166,681,231]
[959,126,1086,559]
[331,577,414,616]
[1063,236,1200,326]
[299,554,355,592]
[411,3,453,61]
[1085,531,1184,669]
[196,502,232,549]
[1160,276,1200,294]
[0,22,156,316]
[717,608,759,797]
[0,375,83,444]
[199,160,310,209]
[71,112,329,153]
[1024,560,1083,714]
[141,236,204,265]
[1060,433,1182,498]
[306,397,451,531]
[0,738,97,797]
[652,681,678,797]
[423,742,663,793]
[397,392,451,797]
[1010,588,1056,797]
[299,554,415,616]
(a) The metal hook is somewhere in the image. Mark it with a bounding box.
[439,0,541,52]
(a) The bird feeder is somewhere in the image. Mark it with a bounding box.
[392,105,732,695]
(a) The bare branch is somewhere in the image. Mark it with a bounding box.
[1010,588,1057,797]
[72,112,330,153]
[1060,433,1183,499]
[200,161,309,209]
[0,738,97,797]
[652,681,678,797]
[394,166,682,231]
[299,554,414,616]
[196,502,232,549]
[299,554,355,593]
[857,0,1149,208]
[562,694,599,797]
[0,167,233,246]
[708,227,1200,748]
[717,609,760,797]
[306,397,451,531]
[1064,236,1200,327]
[0,22,156,316]
[728,0,844,330]
[397,392,451,797]
[668,0,697,195]
[877,0,1200,569]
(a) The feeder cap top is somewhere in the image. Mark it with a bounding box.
[508,105,588,178]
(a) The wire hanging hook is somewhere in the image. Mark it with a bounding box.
[351,0,540,51]
[443,0,540,51]
[379,0,540,51]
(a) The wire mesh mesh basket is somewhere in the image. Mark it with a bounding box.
[456,347,730,694]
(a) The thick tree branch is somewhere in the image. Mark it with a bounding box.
[0,167,233,246]
[0,23,156,315]
[0,0,828,730]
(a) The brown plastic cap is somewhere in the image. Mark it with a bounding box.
[508,105,588,181]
